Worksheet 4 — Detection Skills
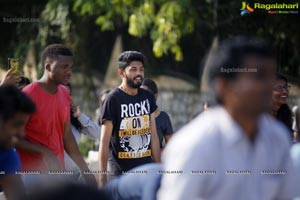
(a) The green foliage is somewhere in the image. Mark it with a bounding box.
[151,1,194,61]
[78,136,96,157]
[73,0,196,61]
[39,0,73,47]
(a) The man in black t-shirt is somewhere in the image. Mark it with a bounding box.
[98,51,161,188]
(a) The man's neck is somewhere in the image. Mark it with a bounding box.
[38,75,59,94]
[225,106,259,143]
[153,108,160,118]
[119,83,138,96]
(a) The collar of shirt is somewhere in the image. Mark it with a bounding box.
[216,107,267,148]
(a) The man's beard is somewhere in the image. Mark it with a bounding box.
[125,74,143,89]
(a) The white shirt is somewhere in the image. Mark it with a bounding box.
[71,113,101,143]
[64,113,101,172]
[157,107,298,200]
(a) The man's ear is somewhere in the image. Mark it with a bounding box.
[118,69,124,77]
[45,63,51,72]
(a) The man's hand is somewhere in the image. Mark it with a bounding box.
[63,120,97,186]
[0,68,20,86]
[41,148,61,171]
[71,104,81,118]
[82,173,98,186]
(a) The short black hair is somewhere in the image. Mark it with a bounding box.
[118,51,145,69]
[41,44,73,67]
[0,85,36,122]
[142,79,158,94]
[207,36,274,82]
[18,76,31,85]
[276,73,288,83]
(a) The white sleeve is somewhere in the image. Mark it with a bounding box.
[291,144,300,198]
[292,117,298,132]
[277,145,298,199]
[157,130,213,200]
[78,113,101,140]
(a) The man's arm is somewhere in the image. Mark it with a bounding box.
[16,139,61,171]
[78,113,101,140]
[98,120,113,188]
[164,135,172,143]
[63,120,97,186]
[150,113,161,162]
[0,175,26,200]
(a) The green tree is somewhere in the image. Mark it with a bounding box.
[73,0,196,61]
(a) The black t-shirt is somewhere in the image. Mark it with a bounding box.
[156,111,173,148]
[101,87,157,172]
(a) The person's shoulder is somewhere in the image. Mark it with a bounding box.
[139,87,153,96]
[261,114,291,147]
[109,87,120,95]
[101,88,120,104]
[0,149,20,176]
[22,82,38,93]
[58,85,71,101]
[0,148,18,160]
[105,88,120,99]
[58,84,68,92]
[162,108,225,165]
[159,111,171,120]
[139,88,156,102]
[167,107,224,148]
[58,84,71,96]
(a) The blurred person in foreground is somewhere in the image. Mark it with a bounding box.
[271,73,294,141]
[141,79,173,149]
[16,44,96,190]
[28,182,109,200]
[291,106,300,200]
[157,37,298,200]
[0,86,36,200]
